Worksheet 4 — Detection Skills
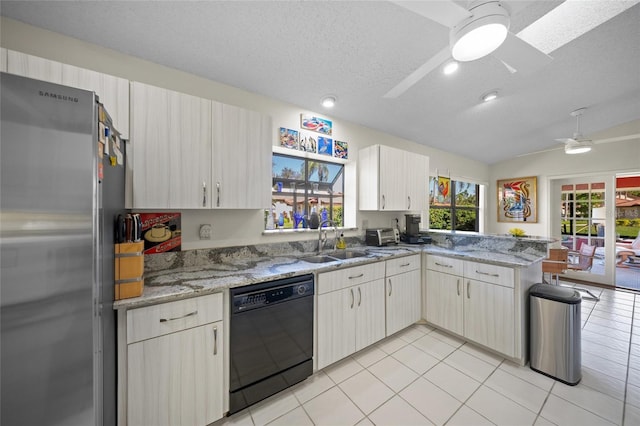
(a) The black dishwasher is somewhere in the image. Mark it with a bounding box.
[229,274,314,414]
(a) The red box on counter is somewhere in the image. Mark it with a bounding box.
[138,213,182,255]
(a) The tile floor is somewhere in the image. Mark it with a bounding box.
[215,283,640,426]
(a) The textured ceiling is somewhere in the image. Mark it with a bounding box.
[1,0,639,164]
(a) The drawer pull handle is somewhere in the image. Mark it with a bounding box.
[400,263,411,267]
[349,273,364,279]
[388,279,393,296]
[350,288,354,309]
[159,310,198,323]
[358,287,362,307]
[435,262,453,268]
[457,279,460,296]
[216,182,221,207]
[202,181,207,207]
[213,326,218,355]
[476,270,499,278]
[467,281,471,299]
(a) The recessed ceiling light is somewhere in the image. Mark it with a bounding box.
[450,1,510,62]
[321,95,336,108]
[482,91,498,102]
[443,61,459,75]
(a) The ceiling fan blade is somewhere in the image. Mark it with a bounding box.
[390,0,470,28]
[593,133,640,144]
[492,32,552,75]
[516,146,563,157]
[383,47,450,98]
[554,138,575,143]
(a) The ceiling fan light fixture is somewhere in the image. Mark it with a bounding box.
[443,60,459,75]
[564,140,593,155]
[450,1,509,62]
[481,90,498,102]
[321,95,336,108]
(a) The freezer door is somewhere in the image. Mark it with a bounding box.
[1,72,100,426]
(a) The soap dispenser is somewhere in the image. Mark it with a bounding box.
[336,233,346,249]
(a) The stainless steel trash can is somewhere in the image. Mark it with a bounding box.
[529,284,582,385]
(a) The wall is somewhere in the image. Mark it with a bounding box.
[488,136,640,237]
[1,17,489,250]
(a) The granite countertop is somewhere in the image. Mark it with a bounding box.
[114,242,546,310]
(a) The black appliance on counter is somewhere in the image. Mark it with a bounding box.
[229,274,314,414]
[400,214,432,244]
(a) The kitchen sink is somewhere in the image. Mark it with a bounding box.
[300,250,368,263]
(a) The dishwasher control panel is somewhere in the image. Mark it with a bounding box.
[231,274,314,313]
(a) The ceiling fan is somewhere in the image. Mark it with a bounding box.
[384,0,552,98]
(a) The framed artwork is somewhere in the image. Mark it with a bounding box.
[334,140,348,159]
[497,176,537,223]
[300,114,332,136]
[299,130,317,153]
[279,127,299,150]
[317,136,333,156]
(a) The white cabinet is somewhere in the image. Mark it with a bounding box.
[124,293,224,426]
[424,255,518,359]
[1,48,7,72]
[385,254,422,336]
[316,262,386,370]
[6,50,129,137]
[358,144,429,211]
[130,81,212,209]
[212,102,272,209]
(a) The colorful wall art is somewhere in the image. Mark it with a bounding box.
[317,136,333,156]
[279,127,299,150]
[497,176,538,223]
[300,114,332,136]
[334,140,348,159]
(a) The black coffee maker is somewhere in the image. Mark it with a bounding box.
[401,214,431,244]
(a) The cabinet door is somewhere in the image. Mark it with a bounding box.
[131,82,212,208]
[378,145,406,210]
[127,322,223,426]
[463,279,515,357]
[62,63,130,139]
[355,278,386,352]
[386,270,421,336]
[7,50,63,83]
[212,102,272,209]
[425,270,464,335]
[317,288,356,370]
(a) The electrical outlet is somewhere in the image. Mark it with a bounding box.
[199,224,212,240]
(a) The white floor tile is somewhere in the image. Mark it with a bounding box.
[399,376,462,425]
[423,362,480,402]
[412,323,435,334]
[466,385,537,426]
[628,365,640,387]
[586,315,633,332]
[376,335,409,355]
[291,371,334,404]
[266,406,313,426]
[412,334,457,360]
[630,352,640,370]
[355,418,374,426]
[580,366,626,402]
[428,329,466,348]
[352,345,388,368]
[485,368,549,413]
[582,351,629,382]
[446,405,494,426]
[533,416,558,426]
[303,387,364,426]
[396,326,429,343]
[589,309,633,324]
[338,370,395,415]
[497,361,555,392]
[551,381,624,425]
[626,383,640,409]
[368,395,434,426]
[582,330,630,352]
[583,322,631,342]
[324,357,364,384]
[249,390,299,426]
[459,342,504,366]
[444,349,497,383]
[582,339,630,366]
[625,403,640,426]
[540,394,616,426]
[391,343,439,375]
[215,409,253,426]
[368,355,419,392]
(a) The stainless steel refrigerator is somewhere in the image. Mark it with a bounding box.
[1,72,124,426]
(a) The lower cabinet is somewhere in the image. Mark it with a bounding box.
[316,262,386,370]
[424,255,520,360]
[123,293,224,426]
[385,254,421,336]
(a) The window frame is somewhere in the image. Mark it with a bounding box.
[429,177,480,232]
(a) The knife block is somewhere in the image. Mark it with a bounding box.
[115,241,144,300]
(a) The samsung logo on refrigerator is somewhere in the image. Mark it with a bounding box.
[39,90,78,103]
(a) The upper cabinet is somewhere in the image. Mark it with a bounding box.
[6,50,129,138]
[212,103,272,209]
[130,82,272,209]
[358,144,429,211]
[131,81,212,209]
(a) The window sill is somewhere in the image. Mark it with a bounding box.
[262,227,358,236]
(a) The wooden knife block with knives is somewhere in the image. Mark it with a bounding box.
[115,213,144,300]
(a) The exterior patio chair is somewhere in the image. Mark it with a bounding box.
[542,248,568,285]
[567,243,596,272]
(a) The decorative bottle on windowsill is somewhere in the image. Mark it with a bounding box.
[309,207,320,229]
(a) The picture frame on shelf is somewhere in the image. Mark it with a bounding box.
[497,176,537,223]
[317,136,333,156]
[334,140,348,159]
[300,114,332,136]
[299,130,317,153]
[279,127,299,150]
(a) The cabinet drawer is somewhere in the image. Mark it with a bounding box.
[426,255,464,276]
[386,254,420,276]
[127,292,223,344]
[317,262,385,294]
[464,261,514,288]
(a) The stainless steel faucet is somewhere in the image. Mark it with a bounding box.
[318,219,338,253]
